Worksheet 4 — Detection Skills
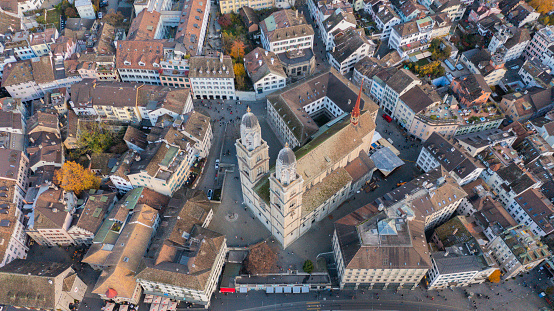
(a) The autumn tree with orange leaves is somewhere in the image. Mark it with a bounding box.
[55,161,100,195]
[230,41,245,60]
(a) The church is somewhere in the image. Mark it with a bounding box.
[236,68,379,248]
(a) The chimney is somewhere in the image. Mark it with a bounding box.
[258,60,262,66]
[265,50,268,56]
[219,52,223,63]
[333,46,336,53]
[296,10,298,18]
[270,57,274,64]
[255,52,258,59]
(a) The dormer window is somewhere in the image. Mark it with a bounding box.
[124,60,131,66]
[138,61,145,66]
[153,63,159,67]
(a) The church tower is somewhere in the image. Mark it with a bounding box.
[351,80,363,126]
[269,143,304,248]
[235,107,270,215]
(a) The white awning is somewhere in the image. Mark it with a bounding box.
[284,287,292,293]
[293,287,301,293]
[266,287,274,293]
[275,286,283,293]
[239,287,248,293]
[302,286,309,293]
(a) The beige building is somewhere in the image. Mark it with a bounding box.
[0,201,28,268]
[333,203,431,290]
[26,187,78,246]
[84,202,160,304]
[136,190,224,308]
[220,0,276,14]
[0,260,87,311]
[238,68,379,248]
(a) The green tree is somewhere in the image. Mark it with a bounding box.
[78,123,115,154]
[303,260,314,273]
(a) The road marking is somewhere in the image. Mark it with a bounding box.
[306,301,319,305]
[306,308,320,311]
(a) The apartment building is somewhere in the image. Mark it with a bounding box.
[455,129,517,157]
[506,3,540,28]
[0,191,28,267]
[309,0,354,32]
[515,134,554,165]
[220,0,276,14]
[499,87,554,122]
[260,10,314,53]
[244,48,287,95]
[136,190,224,307]
[29,28,59,58]
[481,163,540,208]
[85,203,160,304]
[424,0,466,21]
[27,112,64,172]
[328,28,374,74]
[388,14,452,59]
[0,261,87,311]
[122,136,197,196]
[76,54,119,81]
[116,41,163,85]
[451,73,492,107]
[277,48,317,80]
[174,110,213,158]
[189,55,236,100]
[426,216,498,289]
[518,58,554,89]
[505,189,554,237]
[67,191,118,245]
[320,11,357,50]
[0,148,29,200]
[488,26,530,63]
[487,225,550,279]
[374,6,402,39]
[459,48,506,86]
[75,0,96,19]
[25,187,78,246]
[70,80,193,123]
[373,68,420,116]
[416,133,484,186]
[393,83,440,129]
[333,203,431,290]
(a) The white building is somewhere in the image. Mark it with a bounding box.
[320,11,357,50]
[374,6,402,39]
[505,189,554,237]
[417,133,484,186]
[189,55,235,100]
[116,41,162,85]
[426,250,495,290]
[75,0,96,19]
[481,163,541,208]
[488,26,530,63]
[372,68,420,116]
[260,9,314,54]
[526,26,554,64]
[244,48,287,95]
[328,28,374,74]
[487,225,550,279]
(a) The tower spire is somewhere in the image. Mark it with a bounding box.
[351,80,363,126]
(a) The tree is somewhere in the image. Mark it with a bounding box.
[230,41,246,60]
[218,14,232,29]
[529,0,553,14]
[78,122,115,154]
[65,7,78,18]
[244,242,277,274]
[303,260,314,273]
[55,161,100,195]
[234,63,245,77]
[103,11,125,27]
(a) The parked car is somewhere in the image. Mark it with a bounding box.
[382,114,392,123]
[215,159,220,170]
[207,189,213,200]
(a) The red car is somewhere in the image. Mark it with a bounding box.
[382,114,392,123]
